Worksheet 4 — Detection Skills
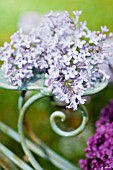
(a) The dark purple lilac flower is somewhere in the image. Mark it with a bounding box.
[96,99,113,128]
[79,122,113,170]
[0,11,110,110]
[80,100,113,169]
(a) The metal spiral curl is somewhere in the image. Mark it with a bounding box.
[0,67,109,170]
[18,90,87,170]
[50,105,88,137]
[18,89,51,170]
[17,79,109,169]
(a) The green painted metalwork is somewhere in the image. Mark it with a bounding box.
[18,91,50,170]
[50,105,88,137]
[0,69,109,170]
[0,144,33,170]
[83,79,109,96]
[0,152,19,170]
[0,122,79,170]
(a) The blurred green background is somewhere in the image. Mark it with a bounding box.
[0,0,113,169]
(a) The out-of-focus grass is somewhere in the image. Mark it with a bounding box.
[0,0,113,169]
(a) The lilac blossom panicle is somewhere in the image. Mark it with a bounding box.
[96,99,113,128]
[79,123,113,170]
[79,100,113,170]
[100,32,113,83]
[0,10,111,110]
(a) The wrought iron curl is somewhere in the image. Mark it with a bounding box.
[50,105,88,137]
[0,69,109,170]
[18,89,51,170]
[17,88,88,170]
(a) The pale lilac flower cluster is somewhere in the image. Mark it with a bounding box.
[0,29,47,86]
[100,36,113,83]
[79,100,113,170]
[0,11,110,110]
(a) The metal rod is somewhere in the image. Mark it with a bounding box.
[0,121,79,170]
[0,152,19,170]
[18,91,50,170]
[0,143,33,170]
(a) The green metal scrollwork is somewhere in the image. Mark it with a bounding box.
[0,70,109,170]
[0,121,79,170]
[18,90,50,170]
[50,105,88,137]
[0,152,19,170]
[0,143,33,170]
[18,90,79,170]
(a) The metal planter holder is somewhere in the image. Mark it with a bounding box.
[0,71,108,170]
